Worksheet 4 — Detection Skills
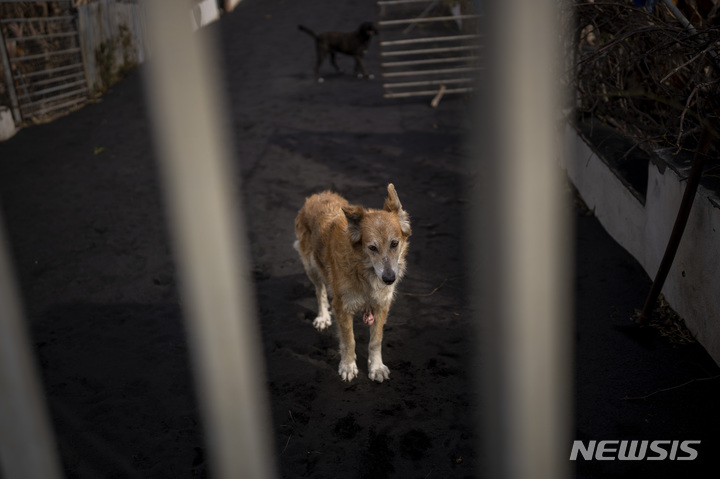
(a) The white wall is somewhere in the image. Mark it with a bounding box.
[190,0,221,31]
[0,106,16,141]
[564,125,720,366]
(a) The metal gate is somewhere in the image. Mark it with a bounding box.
[376,0,482,104]
[0,0,89,124]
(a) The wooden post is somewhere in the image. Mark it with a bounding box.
[430,84,446,107]
[637,127,714,325]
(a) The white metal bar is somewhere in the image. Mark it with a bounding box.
[382,55,479,67]
[383,87,473,98]
[0,212,64,479]
[18,79,86,100]
[383,77,473,88]
[380,34,481,46]
[143,1,276,479]
[473,1,570,479]
[0,16,75,23]
[18,64,84,79]
[382,45,478,57]
[16,71,84,90]
[378,14,481,26]
[10,48,81,63]
[23,95,85,117]
[381,66,479,77]
[14,32,78,42]
[20,86,87,109]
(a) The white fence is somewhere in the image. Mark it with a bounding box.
[376,0,482,103]
[0,0,147,125]
[0,0,88,123]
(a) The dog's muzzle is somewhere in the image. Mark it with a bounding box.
[381,259,396,285]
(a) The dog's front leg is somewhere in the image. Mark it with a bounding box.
[333,298,358,381]
[368,306,390,382]
[312,281,332,331]
[329,52,343,73]
[315,46,327,83]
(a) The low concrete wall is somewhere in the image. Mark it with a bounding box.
[564,125,720,366]
[0,106,17,141]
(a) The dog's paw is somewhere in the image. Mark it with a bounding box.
[317,77,325,83]
[367,74,375,80]
[313,312,332,331]
[368,363,390,383]
[339,361,359,382]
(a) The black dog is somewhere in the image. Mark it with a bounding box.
[298,22,378,83]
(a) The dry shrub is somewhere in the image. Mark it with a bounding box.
[570,0,720,157]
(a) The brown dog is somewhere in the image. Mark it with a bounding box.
[298,22,378,83]
[294,184,411,382]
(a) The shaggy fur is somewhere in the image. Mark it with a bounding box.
[294,184,411,382]
[297,22,378,82]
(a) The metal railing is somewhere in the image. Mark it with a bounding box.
[0,0,88,123]
[376,0,482,104]
[0,0,148,125]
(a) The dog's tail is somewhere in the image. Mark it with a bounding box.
[298,25,317,39]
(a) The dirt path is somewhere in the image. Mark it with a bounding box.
[1,0,719,477]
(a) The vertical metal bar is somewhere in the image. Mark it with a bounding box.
[0,26,22,124]
[142,1,276,479]
[472,1,571,478]
[0,210,64,479]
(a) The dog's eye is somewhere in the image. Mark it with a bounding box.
[368,245,378,252]
[390,240,399,248]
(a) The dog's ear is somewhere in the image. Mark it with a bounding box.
[383,183,411,237]
[343,205,365,244]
